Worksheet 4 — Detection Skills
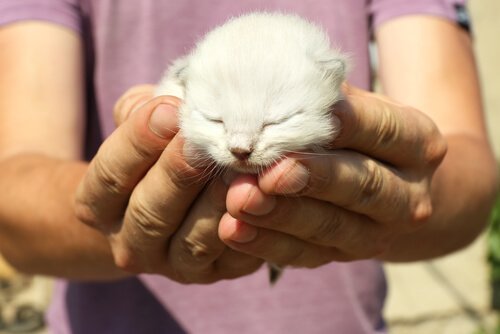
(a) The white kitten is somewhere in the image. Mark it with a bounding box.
[156,12,348,173]
[156,12,348,283]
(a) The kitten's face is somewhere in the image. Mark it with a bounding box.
[156,13,348,173]
[179,60,342,173]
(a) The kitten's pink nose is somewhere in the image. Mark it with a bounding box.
[230,147,253,161]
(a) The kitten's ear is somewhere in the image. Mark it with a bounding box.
[155,56,190,99]
[315,51,349,90]
[169,56,190,83]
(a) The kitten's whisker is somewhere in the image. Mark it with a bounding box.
[217,165,229,181]
[205,162,221,178]
[283,150,338,157]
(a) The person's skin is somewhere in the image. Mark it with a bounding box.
[0,15,497,284]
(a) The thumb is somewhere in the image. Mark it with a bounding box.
[113,84,181,126]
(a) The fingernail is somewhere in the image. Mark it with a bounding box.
[274,160,310,194]
[148,103,178,138]
[242,186,276,216]
[230,220,258,243]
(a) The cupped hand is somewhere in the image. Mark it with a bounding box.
[219,84,447,267]
[75,85,262,283]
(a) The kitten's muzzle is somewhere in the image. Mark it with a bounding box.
[229,147,253,161]
[228,146,260,173]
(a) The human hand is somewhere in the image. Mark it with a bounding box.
[75,85,262,283]
[219,84,447,266]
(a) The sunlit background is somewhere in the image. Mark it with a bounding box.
[0,0,499,333]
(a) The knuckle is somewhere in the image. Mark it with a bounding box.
[415,112,447,167]
[181,237,214,264]
[113,91,136,125]
[163,155,204,192]
[375,106,401,150]
[356,159,385,206]
[113,97,127,124]
[405,177,434,228]
[308,209,343,246]
[423,134,447,167]
[172,239,219,282]
[128,130,164,161]
[93,158,133,196]
[74,185,121,231]
[113,247,145,274]
[74,199,100,229]
[113,85,153,125]
[409,198,433,227]
[307,157,335,196]
[127,196,172,238]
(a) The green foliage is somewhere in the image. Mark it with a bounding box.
[472,327,488,334]
[488,188,500,310]
[488,193,500,278]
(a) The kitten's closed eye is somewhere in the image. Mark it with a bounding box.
[261,121,279,130]
[198,111,223,124]
[263,110,303,129]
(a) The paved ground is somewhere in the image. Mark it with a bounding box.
[385,235,497,333]
[1,0,499,333]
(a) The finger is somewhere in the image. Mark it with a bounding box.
[219,215,352,266]
[226,176,389,259]
[167,178,228,280]
[74,96,180,232]
[167,176,261,282]
[113,84,157,126]
[110,134,209,275]
[332,83,446,168]
[258,153,432,227]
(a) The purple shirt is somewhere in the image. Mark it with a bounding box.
[0,1,466,333]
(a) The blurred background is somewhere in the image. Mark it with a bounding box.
[0,0,499,333]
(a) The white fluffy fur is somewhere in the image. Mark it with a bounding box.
[156,12,348,172]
